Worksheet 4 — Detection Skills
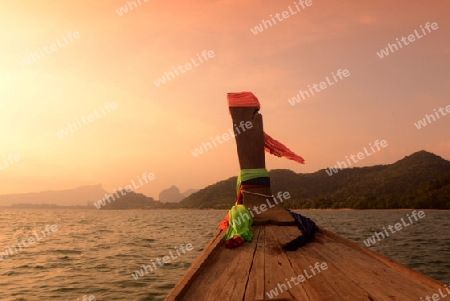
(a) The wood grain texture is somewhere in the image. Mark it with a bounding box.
[165,225,445,301]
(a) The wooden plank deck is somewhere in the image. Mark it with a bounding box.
[165,225,446,301]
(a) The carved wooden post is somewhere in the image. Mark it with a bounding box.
[229,93,295,225]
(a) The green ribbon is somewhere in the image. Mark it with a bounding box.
[224,204,253,242]
[236,168,270,194]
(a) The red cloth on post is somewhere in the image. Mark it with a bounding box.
[227,92,305,164]
[227,92,260,110]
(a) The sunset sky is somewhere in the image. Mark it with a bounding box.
[1,0,449,199]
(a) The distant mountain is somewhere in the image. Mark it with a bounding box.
[178,151,450,209]
[158,185,199,203]
[0,184,108,207]
[182,189,199,198]
[159,185,183,203]
[99,190,156,210]
[4,151,448,210]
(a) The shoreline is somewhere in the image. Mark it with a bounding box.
[1,207,449,211]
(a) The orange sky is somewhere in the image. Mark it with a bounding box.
[1,0,449,199]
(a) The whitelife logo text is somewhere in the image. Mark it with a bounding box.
[56,102,118,138]
[0,225,58,261]
[190,121,253,158]
[0,154,21,171]
[131,243,194,280]
[363,211,425,247]
[376,22,439,59]
[93,172,155,209]
[326,140,388,176]
[414,105,450,129]
[288,69,350,106]
[250,0,313,35]
[19,31,80,67]
[153,50,215,87]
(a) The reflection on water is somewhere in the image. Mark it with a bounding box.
[0,209,448,300]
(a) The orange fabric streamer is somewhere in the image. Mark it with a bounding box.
[264,132,305,164]
[227,91,305,164]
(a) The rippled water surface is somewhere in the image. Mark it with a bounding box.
[0,209,448,300]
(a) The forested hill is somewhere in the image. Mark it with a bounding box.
[178,151,450,209]
[98,191,157,210]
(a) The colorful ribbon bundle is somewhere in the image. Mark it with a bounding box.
[220,92,311,249]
